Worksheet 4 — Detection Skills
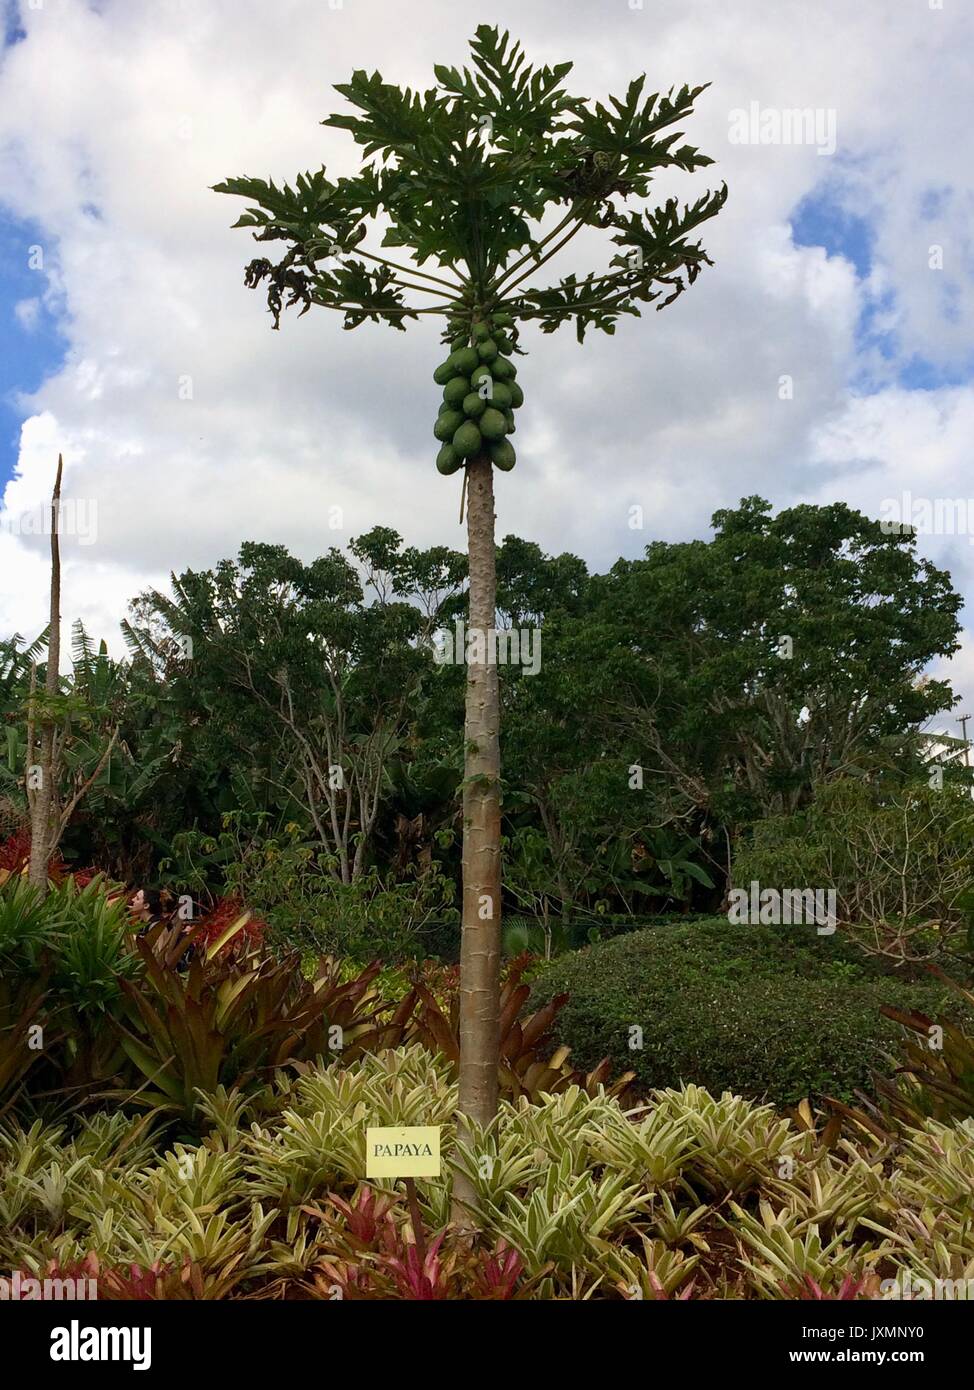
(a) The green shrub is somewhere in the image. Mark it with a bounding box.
[254,864,457,962]
[528,918,973,1104]
[732,779,974,964]
[171,820,461,962]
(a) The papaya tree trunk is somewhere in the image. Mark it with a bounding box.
[454,453,502,1226]
[28,456,63,898]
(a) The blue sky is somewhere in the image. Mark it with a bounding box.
[792,182,974,395]
[3,0,25,47]
[1,9,56,487]
[0,208,66,487]
[792,186,874,281]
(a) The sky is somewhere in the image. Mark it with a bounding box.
[0,0,972,735]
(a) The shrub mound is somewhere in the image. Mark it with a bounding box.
[528,919,971,1104]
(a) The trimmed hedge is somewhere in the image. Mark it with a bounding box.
[528,918,972,1104]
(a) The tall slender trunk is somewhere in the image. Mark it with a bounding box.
[28,456,63,898]
[453,453,502,1225]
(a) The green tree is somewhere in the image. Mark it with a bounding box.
[131,532,461,883]
[214,25,725,1215]
[596,497,962,835]
[732,778,974,965]
[493,500,963,910]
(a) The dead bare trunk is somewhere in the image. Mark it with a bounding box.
[27,456,63,898]
[453,453,502,1226]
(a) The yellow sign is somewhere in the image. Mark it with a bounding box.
[366,1125,441,1178]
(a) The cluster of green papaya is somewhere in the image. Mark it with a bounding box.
[432,312,523,474]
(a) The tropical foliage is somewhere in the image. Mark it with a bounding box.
[1,497,965,953]
[2,1044,973,1300]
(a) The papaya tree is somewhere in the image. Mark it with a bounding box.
[214,25,726,1219]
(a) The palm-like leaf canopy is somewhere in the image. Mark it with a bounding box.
[213,25,726,343]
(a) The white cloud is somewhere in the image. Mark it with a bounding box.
[0,0,971,705]
[13,296,40,330]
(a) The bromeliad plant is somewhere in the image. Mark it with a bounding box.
[52,876,141,1017]
[248,1046,457,1212]
[307,1185,534,1301]
[112,920,389,1124]
[822,970,974,1142]
[4,1046,974,1300]
[0,876,55,968]
[215,25,726,1218]
[727,1200,877,1300]
[875,973,974,1127]
[359,952,635,1103]
[0,970,52,1114]
[0,874,140,1106]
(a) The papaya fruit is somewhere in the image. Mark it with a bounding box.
[433,359,456,385]
[462,391,487,418]
[493,311,514,328]
[477,338,499,363]
[436,443,462,475]
[488,381,513,410]
[434,409,465,442]
[443,376,470,407]
[508,381,524,408]
[470,364,493,388]
[503,407,516,433]
[452,334,468,352]
[452,420,483,459]
[479,407,507,441]
[452,346,480,375]
[473,322,491,342]
[490,439,516,470]
[491,356,515,382]
[494,335,513,355]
